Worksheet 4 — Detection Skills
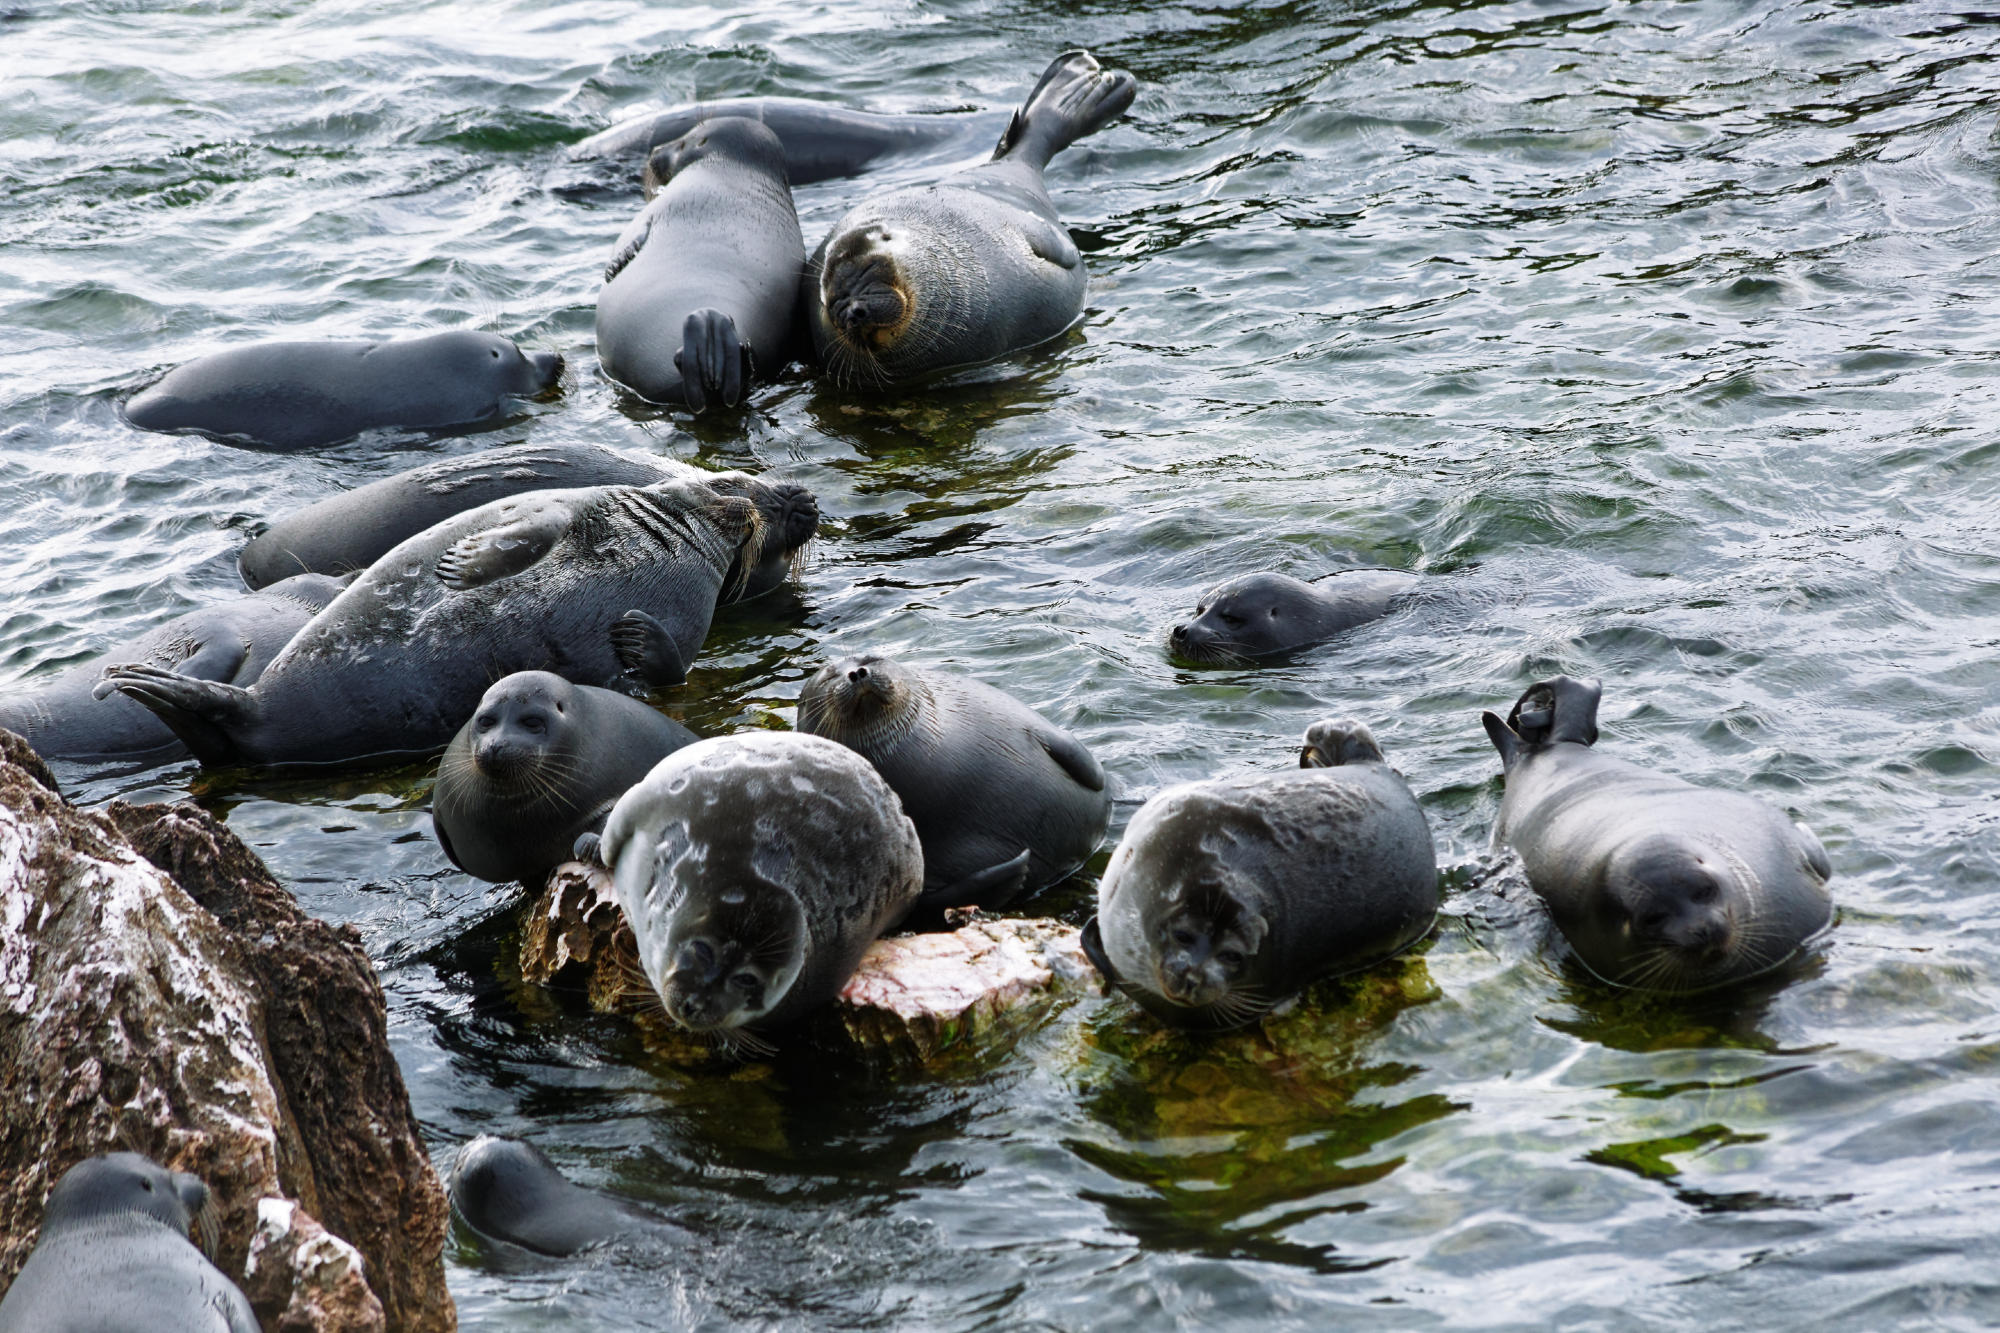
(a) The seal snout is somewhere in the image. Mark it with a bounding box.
[526,348,565,392]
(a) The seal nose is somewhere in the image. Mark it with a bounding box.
[528,348,564,391]
[835,299,871,334]
[848,665,869,684]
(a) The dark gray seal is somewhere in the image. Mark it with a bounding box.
[237,443,819,601]
[1082,719,1439,1030]
[0,572,349,768]
[448,1136,673,1258]
[1482,675,1835,993]
[597,118,804,411]
[0,1152,255,1333]
[797,653,1109,909]
[1168,569,1419,665]
[600,731,923,1046]
[124,331,563,451]
[98,473,789,768]
[432,671,697,885]
[806,50,1137,388]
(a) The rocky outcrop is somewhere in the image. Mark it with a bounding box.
[244,1197,387,1333]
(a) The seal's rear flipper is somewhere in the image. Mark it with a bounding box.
[993,50,1138,171]
[673,308,751,414]
[923,848,1032,910]
[93,663,254,766]
[1505,675,1602,748]
[1301,718,1383,768]
[610,609,688,687]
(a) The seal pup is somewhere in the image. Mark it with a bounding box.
[0,572,349,768]
[1482,675,1834,993]
[1082,719,1439,1030]
[1168,569,1419,665]
[806,50,1137,388]
[432,671,698,885]
[124,331,563,451]
[449,1136,676,1258]
[0,1152,255,1333]
[598,731,923,1045]
[598,118,805,411]
[98,473,785,768]
[797,653,1109,909]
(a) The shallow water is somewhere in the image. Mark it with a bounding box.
[6,0,2000,1326]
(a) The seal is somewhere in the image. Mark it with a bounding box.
[0,1152,255,1333]
[432,671,698,886]
[1482,675,1835,993]
[238,443,819,601]
[1081,718,1439,1030]
[123,330,563,451]
[0,572,349,768]
[1168,569,1419,665]
[806,50,1137,388]
[597,118,804,411]
[97,473,788,768]
[797,653,1109,909]
[448,1136,675,1258]
[598,731,923,1046]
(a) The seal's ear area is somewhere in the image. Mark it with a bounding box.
[435,507,568,590]
[1079,915,1121,988]
[1300,718,1383,768]
[1037,725,1106,793]
[1481,711,1522,768]
[1507,675,1601,747]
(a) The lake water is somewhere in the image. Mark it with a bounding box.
[6,0,1999,1327]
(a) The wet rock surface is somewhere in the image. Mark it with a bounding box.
[244,1197,387,1333]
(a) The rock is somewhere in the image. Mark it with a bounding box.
[244,1197,386,1333]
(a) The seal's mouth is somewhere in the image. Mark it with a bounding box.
[1166,622,1250,667]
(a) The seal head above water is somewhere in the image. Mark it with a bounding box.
[1168,569,1418,665]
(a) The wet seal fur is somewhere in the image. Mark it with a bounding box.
[806,50,1137,388]
[432,671,698,885]
[1482,675,1834,993]
[798,653,1109,910]
[598,118,805,411]
[124,331,563,452]
[448,1136,673,1258]
[0,1153,254,1333]
[1169,569,1419,665]
[597,731,923,1048]
[1082,719,1439,1030]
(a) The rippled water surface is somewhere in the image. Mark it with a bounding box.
[8,0,2000,1327]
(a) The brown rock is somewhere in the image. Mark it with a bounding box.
[244,1197,387,1333]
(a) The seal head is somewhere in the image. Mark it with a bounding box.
[1169,570,1418,665]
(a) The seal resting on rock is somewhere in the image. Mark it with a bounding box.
[1082,719,1439,1030]
[806,50,1137,387]
[0,1153,255,1333]
[124,331,563,451]
[1482,675,1834,993]
[798,653,1109,909]
[596,731,923,1047]
[1168,569,1418,665]
[448,1136,672,1258]
[433,671,698,885]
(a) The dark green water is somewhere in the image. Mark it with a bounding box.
[7,0,1999,1327]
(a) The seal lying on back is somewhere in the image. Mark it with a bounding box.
[597,118,804,411]
[99,473,788,768]
[1482,675,1834,993]
[433,671,697,885]
[238,443,819,600]
[798,654,1109,910]
[1169,570,1419,665]
[449,1136,674,1258]
[0,572,347,768]
[806,50,1137,387]
[599,732,923,1046]
[124,331,563,451]
[0,1153,254,1333]
[1083,719,1439,1030]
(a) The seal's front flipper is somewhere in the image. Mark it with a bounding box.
[436,505,569,590]
[610,609,688,687]
[1022,215,1080,270]
[1079,915,1120,989]
[1036,726,1105,792]
[673,308,751,414]
[603,209,656,283]
[992,49,1139,171]
[573,830,604,866]
[1794,821,1833,882]
[923,848,1033,910]
[93,663,254,766]
[169,633,251,685]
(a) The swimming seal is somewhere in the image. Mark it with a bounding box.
[1082,719,1439,1030]
[238,443,818,600]
[0,572,349,768]
[0,1152,254,1333]
[798,653,1109,909]
[98,473,785,768]
[432,671,698,885]
[449,1136,672,1258]
[1169,569,1419,665]
[599,731,923,1045]
[124,330,563,451]
[1482,675,1834,993]
[597,118,804,411]
[806,50,1137,388]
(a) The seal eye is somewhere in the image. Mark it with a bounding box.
[520,716,545,734]
[1171,928,1197,947]
[1219,613,1244,628]
[476,712,498,730]
[730,971,760,994]
[1216,949,1244,969]
[490,349,500,359]
[140,1179,153,1192]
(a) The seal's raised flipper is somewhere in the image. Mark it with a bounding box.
[610,609,688,687]
[992,50,1139,172]
[1505,675,1602,748]
[1481,711,1523,770]
[1036,725,1105,793]
[673,308,751,414]
[93,664,254,766]
[435,505,569,590]
[924,848,1032,910]
[1301,718,1384,769]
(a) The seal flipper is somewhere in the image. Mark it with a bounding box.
[94,664,255,766]
[1036,726,1105,793]
[435,817,468,875]
[573,830,604,866]
[1794,821,1832,882]
[1079,915,1121,989]
[1021,215,1080,270]
[1505,675,1602,748]
[170,633,251,684]
[924,848,1032,910]
[1481,711,1523,770]
[436,507,570,590]
[610,609,688,687]
[672,308,752,414]
[991,49,1139,172]
[604,210,655,284]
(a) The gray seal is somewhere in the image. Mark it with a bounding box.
[806,50,1137,388]
[797,653,1109,909]
[98,473,788,768]
[597,118,805,411]
[1482,675,1834,993]
[1168,569,1419,665]
[1082,719,1439,1030]
[432,671,697,886]
[237,443,818,601]
[448,1136,674,1258]
[0,572,349,768]
[0,1152,255,1333]
[599,731,923,1046]
[124,331,563,451]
